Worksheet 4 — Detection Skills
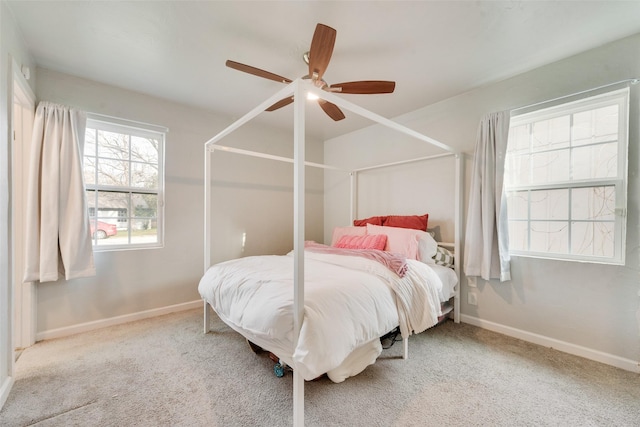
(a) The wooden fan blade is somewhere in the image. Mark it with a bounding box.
[266,96,294,112]
[330,81,396,94]
[308,24,336,82]
[226,60,292,84]
[318,99,345,121]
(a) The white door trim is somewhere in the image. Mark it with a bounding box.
[11,59,36,351]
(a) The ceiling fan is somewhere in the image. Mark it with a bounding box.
[226,23,395,121]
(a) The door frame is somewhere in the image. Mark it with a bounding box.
[11,59,36,352]
[1,57,36,410]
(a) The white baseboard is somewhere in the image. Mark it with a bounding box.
[36,300,202,342]
[460,314,640,374]
[0,376,15,411]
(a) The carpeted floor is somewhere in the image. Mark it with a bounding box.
[1,308,639,426]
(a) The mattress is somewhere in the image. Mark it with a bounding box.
[429,263,458,302]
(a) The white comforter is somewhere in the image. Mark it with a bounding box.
[198,250,443,382]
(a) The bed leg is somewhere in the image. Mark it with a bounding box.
[203,300,211,334]
[403,336,409,360]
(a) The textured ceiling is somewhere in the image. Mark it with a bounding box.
[8,1,640,140]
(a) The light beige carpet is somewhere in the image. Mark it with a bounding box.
[1,308,639,426]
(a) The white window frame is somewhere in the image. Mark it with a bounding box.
[84,115,166,251]
[505,88,629,265]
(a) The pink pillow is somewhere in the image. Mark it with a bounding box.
[334,234,387,250]
[353,216,385,227]
[331,226,367,246]
[383,214,428,231]
[366,224,427,260]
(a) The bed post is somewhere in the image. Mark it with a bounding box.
[292,80,305,427]
[203,301,211,333]
[203,140,213,333]
[204,146,211,274]
[453,154,463,323]
[350,171,357,224]
[203,143,211,334]
[403,337,409,359]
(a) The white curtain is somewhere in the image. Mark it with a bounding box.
[23,102,95,283]
[463,111,511,282]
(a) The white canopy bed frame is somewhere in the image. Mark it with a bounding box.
[203,78,462,426]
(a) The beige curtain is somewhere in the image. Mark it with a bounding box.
[23,102,95,282]
[463,111,511,282]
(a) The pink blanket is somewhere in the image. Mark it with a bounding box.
[304,241,408,277]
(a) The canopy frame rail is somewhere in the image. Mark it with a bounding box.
[207,144,348,171]
[203,77,460,427]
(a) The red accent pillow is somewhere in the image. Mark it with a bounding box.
[353,216,385,227]
[383,214,428,231]
[334,234,388,250]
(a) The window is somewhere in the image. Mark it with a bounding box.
[84,116,165,249]
[504,88,629,264]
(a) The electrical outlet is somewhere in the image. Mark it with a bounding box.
[467,291,478,306]
[468,276,477,287]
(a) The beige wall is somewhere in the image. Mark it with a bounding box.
[325,33,640,369]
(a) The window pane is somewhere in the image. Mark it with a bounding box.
[131,136,159,164]
[87,191,122,245]
[593,105,618,143]
[86,190,97,216]
[574,105,619,147]
[97,130,129,160]
[508,221,528,251]
[131,162,158,188]
[131,219,158,244]
[572,110,592,145]
[571,187,615,221]
[571,221,614,257]
[504,153,530,186]
[97,158,129,186]
[83,156,96,185]
[132,193,157,218]
[93,220,120,246]
[571,142,617,180]
[530,149,570,184]
[531,116,570,151]
[84,128,96,156]
[506,191,528,220]
[530,189,568,220]
[507,124,530,153]
[530,221,568,253]
[97,191,128,224]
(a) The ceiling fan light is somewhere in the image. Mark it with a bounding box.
[307,92,319,101]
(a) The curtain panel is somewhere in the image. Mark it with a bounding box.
[23,102,95,283]
[463,111,511,282]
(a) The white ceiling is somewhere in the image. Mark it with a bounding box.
[7,1,640,140]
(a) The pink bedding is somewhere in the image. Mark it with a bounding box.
[304,241,408,277]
